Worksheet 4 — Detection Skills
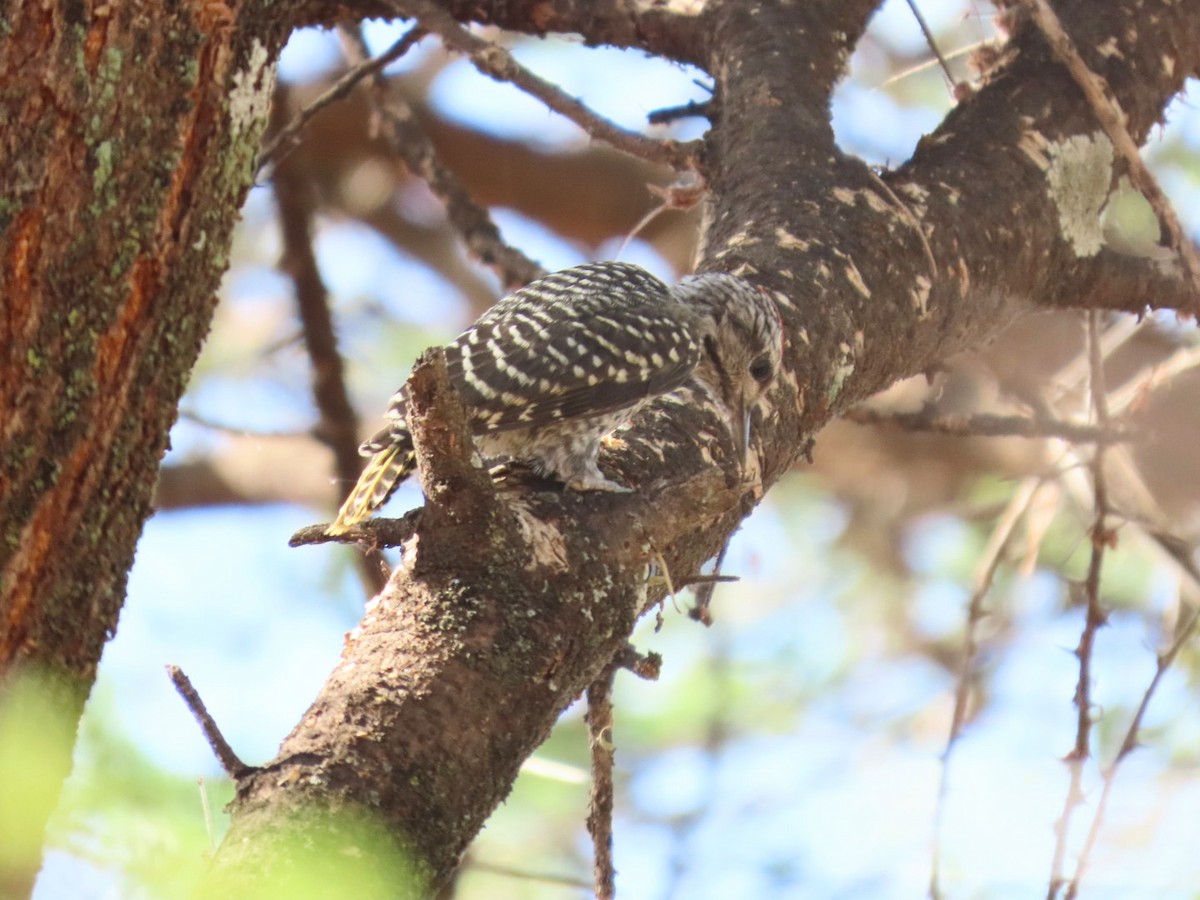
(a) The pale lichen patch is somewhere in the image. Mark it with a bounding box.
[229,39,276,140]
[1045,131,1113,257]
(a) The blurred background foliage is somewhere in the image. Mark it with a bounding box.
[27,1,1200,897]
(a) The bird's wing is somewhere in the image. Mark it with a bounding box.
[443,264,701,433]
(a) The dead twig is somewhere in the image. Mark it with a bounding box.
[166,665,254,780]
[904,0,959,92]
[930,477,1045,899]
[339,24,543,290]
[1063,531,1200,897]
[256,26,426,173]
[389,0,698,170]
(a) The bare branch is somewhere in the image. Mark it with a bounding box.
[338,24,543,290]
[274,156,388,595]
[256,25,426,173]
[1048,313,1113,899]
[167,665,254,780]
[904,0,958,91]
[930,478,1046,899]
[1067,572,1200,897]
[389,0,699,170]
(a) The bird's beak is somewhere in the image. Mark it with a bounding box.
[731,391,751,471]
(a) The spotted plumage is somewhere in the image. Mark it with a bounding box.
[327,262,782,534]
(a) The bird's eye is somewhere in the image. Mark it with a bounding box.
[749,355,774,383]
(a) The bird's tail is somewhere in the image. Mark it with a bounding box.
[327,435,417,535]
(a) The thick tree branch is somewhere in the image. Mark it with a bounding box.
[1018,0,1200,298]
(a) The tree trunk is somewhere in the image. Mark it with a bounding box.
[0,2,283,893]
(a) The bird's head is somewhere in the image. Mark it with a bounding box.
[672,273,784,469]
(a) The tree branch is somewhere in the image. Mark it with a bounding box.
[388,0,699,170]
[273,148,388,595]
[167,665,255,780]
[338,24,544,290]
[1018,0,1200,303]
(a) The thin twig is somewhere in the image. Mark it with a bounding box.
[467,860,591,890]
[177,409,306,440]
[904,0,958,89]
[647,99,713,125]
[586,662,619,900]
[878,39,990,90]
[1065,532,1200,897]
[930,477,1045,899]
[689,536,732,627]
[197,777,216,854]
[1048,313,1113,899]
[166,665,254,780]
[339,24,543,290]
[389,0,698,170]
[256,26,426,173]
[845,407,1134,443]
[274,154,388,595]
[1019,0,1200,306]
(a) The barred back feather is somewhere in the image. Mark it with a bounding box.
[327,262,781,534]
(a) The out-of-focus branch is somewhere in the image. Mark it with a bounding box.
[930,478,1046,899]
[1048,313,1114,900]
[845,407,1135,443]
[273,155,388,595]
[257,25,426,173]
[339,25,543,291]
